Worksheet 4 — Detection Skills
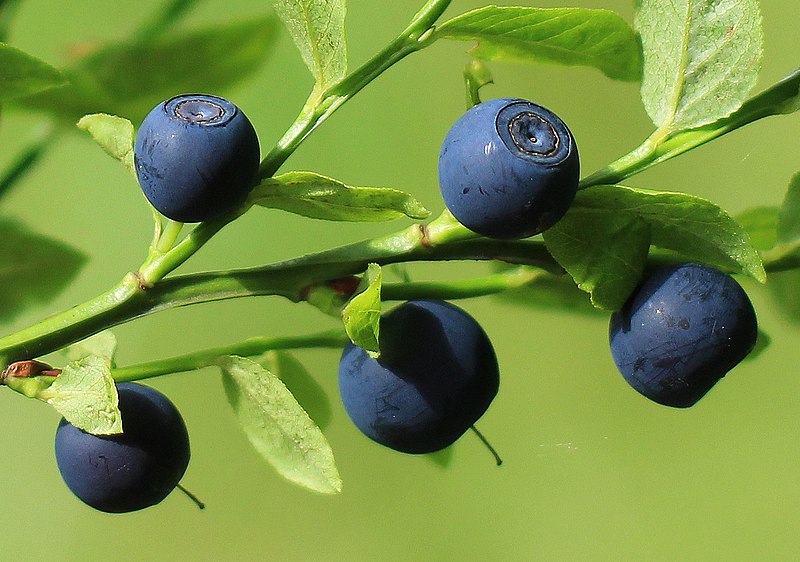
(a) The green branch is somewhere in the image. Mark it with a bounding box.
[112,329,347,382]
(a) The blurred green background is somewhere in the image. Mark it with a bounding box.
[1,0,798,560]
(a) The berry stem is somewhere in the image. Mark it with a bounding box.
[470,425,503,466]
[176,484,205,510]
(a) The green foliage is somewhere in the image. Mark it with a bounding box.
[437,6,641,81]
[14,16,278,123]
[0,43,65,101]
[544,185,765,310]
[251,171,430,222]
[40,354,122,435]
[76,114,135,176]
[636,0,763,132]
[219,355,342,494]
[270,0,347,94]
[342,263,382,357]
[0,219,86,324]
[258,350,332,430]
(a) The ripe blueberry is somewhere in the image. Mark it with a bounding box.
[134,93,260,222]
[438,98,579,239]
[338,300,499,454]
[54,382,190,513]
[609,263,758,408]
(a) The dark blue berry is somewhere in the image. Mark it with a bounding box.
[438,98,579,239]
[134,93,260,222]
[609,264,758,408]
[54,383,190,513]
[338,300,499,454]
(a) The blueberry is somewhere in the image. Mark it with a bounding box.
[54,382,190,513]
[609,264,758,408]
[438,98,579,239]
[134,93,260,222]
[338,300,499,454]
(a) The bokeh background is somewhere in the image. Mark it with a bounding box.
[1,0,798,560]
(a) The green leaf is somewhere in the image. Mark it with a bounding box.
[77,114,135,176]
[270,0,347,92]
[543,209,650,310]
[65,331,118,365]
[778,173,800,245]
[342,263,382,357]
[735,206,778,251]
[437,6,641,82]
[544,185,766,309]
[15,16,278,123]
[0,43,66,101]
[251,171,430,222]
[0,219,86,324]
[258,350,332,430]
[219,355,341,494]
[636,0,763,131]
[40,355,122,435]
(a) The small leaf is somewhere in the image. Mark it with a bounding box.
[41,355,122,435]
[0,219,86,324]
[636,0,763,131]
[15,17,278,123]
[0,43,66,101]
[544,185,766,309]
[437,6,641,82]
[251,171,430,222]
[258,351,332,430]
[342,263,382,357]
[270,0,347,92]
[65,331,118,364]
[543,209,651,310]
[777,173,800,245]
[735,206,778,251]
[77,114,135,176]
[219,355,341,494]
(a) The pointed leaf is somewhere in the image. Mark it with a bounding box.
[545,185,766,309]
[270,0,346,91]
[219,355,341,494]
[77,114,135,176]
[40,355,122,435]
[636,0,763,131]
[437,6,641,81]
[252,171,430,222]
[777,173,800,245]
[543,210,651,310]
[0,43,66,101]
[0,219,86,324]
[258,351,332,430]
[342,263,382,357]
[576,185,764,280]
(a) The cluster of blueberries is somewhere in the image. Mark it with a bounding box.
[53,93,757,513]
